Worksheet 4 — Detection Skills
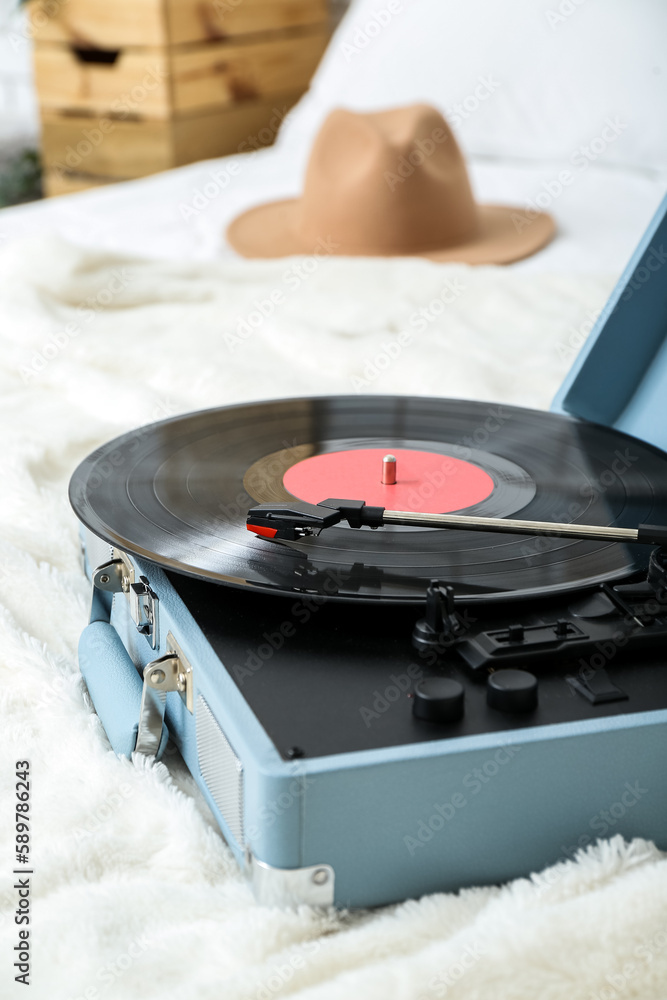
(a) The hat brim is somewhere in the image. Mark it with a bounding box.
[226,200,555,265]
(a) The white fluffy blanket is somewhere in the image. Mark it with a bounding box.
[2,236,666,1000]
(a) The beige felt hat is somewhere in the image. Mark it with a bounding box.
[226,104,555,264]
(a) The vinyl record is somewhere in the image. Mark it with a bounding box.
[69,395,667,603]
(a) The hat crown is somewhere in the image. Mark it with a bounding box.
[226,103,555,265]
[295,105,480,255]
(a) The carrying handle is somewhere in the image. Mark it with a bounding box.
[79,562,170,760]
[79,621,169,758]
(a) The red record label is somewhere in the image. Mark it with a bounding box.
[283,447,495,514]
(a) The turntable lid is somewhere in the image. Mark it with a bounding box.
[553,192,667,455]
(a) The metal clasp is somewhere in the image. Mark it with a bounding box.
[135,633,194,756]
[130,577,159,649]
[92,552,159,649]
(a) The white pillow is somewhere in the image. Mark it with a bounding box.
[280,0,667,171]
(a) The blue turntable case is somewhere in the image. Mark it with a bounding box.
[77,193,667,908]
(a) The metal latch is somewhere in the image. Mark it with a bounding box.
[145,632,193,712]
[130,577,159,649]
[135,632,194,756]
[92,552,159,649]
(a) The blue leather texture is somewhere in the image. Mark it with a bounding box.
[79,620,168,759]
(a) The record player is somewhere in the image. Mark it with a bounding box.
[70,195,667,908]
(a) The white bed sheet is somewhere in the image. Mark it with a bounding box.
[2,45,667,1000]
[0,228,666,1000]
[0,145,664,274]
[2,3,667,994]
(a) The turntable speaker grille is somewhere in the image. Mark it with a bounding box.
[196,696,245,847]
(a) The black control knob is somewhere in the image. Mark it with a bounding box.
[413,678,464,723]
[487,669,538,713]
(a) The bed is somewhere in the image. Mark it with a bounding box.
[1,1,666,998]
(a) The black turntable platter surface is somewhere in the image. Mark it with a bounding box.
[69,396,667,603]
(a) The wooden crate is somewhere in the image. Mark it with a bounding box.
[30,0,330,195]
[29,0,330,47]
[41,93,301,194]
[33,28,330,118]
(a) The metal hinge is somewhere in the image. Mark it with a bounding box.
[92,551,134,594]
[92,551,159,649]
